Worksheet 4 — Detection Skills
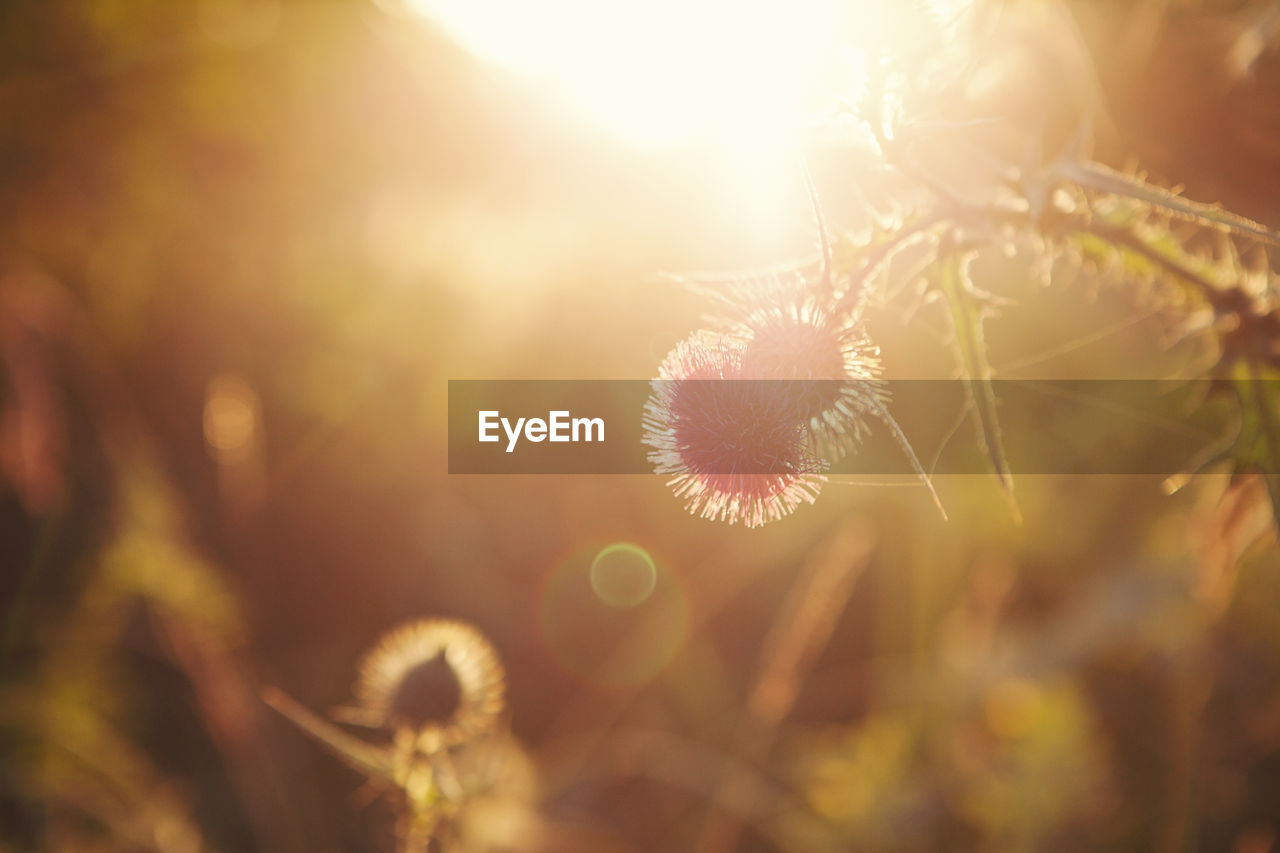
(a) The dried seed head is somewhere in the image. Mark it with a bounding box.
[355,619,505,749]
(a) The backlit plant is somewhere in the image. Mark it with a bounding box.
[265,619,508,853]
[644,5,1280,529]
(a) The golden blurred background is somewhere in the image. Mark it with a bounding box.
[2,1,1280,851]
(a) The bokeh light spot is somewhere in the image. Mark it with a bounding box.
[203,374,258,463]
[589,543,657,608]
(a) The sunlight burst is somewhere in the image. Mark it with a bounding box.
[406,0,860,149]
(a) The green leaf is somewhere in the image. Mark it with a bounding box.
[1230,363,1280,527]
[935,251,1020,521]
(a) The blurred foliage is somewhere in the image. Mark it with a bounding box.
[1,1,1280,852]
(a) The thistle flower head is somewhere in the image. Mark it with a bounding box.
[354,618,505,751]
[736,293,876,380]
[263,619,511,853]
[643,332,827,528]
[731,280,887,459]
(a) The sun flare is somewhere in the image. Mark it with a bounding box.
[404,0,973,154]
[400,0,973,240]
[406,0,855,149]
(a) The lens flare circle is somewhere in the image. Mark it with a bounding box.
[589,543,658,608]
[538,544,689,688]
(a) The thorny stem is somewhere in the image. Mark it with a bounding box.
[1072,217,1280,369]
[1076,220,1224,304]
[801,156,833,294]
[831,215,946,318]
